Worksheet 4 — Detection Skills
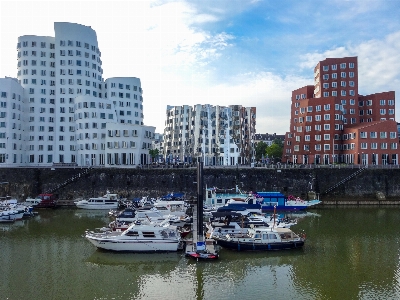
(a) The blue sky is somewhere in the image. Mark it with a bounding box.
[1,0,400,134]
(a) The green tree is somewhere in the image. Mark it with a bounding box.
[148,149,159,163]
[266,142,283,163]
[255,141,268,162]
[273,138,283,148]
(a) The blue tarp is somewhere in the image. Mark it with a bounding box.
[160,192,185,199]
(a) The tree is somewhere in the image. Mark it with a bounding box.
[273,138,283,148]
[266,142,283,163]
[148,149,159,163]
[255,141,268,162]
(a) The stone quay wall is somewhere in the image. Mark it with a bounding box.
[1,167,400,203]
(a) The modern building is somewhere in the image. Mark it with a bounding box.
[282,57,398,165]
[163,104,256,165]
[152,133,164,163]
[0,22,155,167]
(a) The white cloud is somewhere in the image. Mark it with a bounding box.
[298,31,400,96]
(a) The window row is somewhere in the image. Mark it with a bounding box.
[323,90,355,97]
[59,40,99,53]
[360,131,396,139]
[323,72,355,80]
[322,81,355,88]
[108,83,142,93]
[0,92,22,100]
[322,62,355,71]
[360,143,398,150]
[18,41,55,49]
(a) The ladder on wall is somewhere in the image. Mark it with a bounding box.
[322,167,366,195]
[44,167,92,194]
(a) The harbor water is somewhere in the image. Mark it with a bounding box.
[1,207,400,300]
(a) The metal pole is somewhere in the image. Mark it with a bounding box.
[197,157,204,242]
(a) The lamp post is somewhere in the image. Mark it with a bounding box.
[313,152,316,168]
[357,152,360,165]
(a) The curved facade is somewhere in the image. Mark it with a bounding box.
[104,77,144,125]
[164,104,255,166]
[2,22,154,167]
[0,78,25,164]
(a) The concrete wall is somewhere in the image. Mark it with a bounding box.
[1,167,400,202]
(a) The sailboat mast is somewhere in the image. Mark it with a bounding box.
[197,157,204,241]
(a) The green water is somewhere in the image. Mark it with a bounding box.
[1,207,400,300]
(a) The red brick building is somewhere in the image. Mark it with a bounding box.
[282,57,398,165]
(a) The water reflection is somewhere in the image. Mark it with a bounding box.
[87,251,182,274]
[2,207,400,299]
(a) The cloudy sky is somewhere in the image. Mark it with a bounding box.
[1,0,400,134]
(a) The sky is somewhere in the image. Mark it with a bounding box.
[1,0,400,135]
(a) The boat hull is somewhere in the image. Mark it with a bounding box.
[75,203,118,210]
[86,236,180,252]
[215,239,304,251]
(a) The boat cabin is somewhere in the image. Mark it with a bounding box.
[247,227,299,241]
[255,192,287,208]
[205,187,249,208]
[34,193,58,208]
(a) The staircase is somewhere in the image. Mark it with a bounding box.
[322,167,366,195]
[44,167,92,194]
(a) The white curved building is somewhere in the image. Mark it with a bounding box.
[0,22,155,167]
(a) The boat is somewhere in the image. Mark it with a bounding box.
[205,186,321,212]
[85,220,181,252]
[75,191,119,210]
[25,196,42,206]
[0,210,17,223]
[152,200,188,217]
[213,226,306,251]
[0,197,32,219]
[207,212,296,239]
[32,194,58,209]
[257,192,322,211]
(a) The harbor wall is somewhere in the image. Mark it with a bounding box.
[1,167,400,203]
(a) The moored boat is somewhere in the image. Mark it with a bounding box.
[32,194,58,209]
[75,191,119,210]
[213,226,305,251]
[205,186,321,212]
[85,220,181,252]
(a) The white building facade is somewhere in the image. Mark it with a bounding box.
[0,22,154,167]
[164,104,256,166]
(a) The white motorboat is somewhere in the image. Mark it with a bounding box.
[112,208,189,228]
[25,196,42,206]
[85,220,181,252]
[75,191,119,210]
[0,212,14,222]
[152,200,187,217]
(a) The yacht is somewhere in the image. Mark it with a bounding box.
[75,191,119,210]
[85,220,181,252]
